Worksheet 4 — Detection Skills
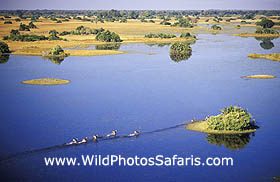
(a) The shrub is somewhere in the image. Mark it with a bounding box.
[255,28,279,34]
[169,42,192,62]
[211,24,222,30]
[4,21,12,24]
[95,43,120,50]
[144,33,176,39]
[95,30,121,42]
[120,17,127,23]
[4,30,48,41]
[207,106,256,131]
[19,23,30,31]
[0,42,10,55]
[256,18,275,28]
[140,18,148,22]
[59,31,71,36]
[180,32,196,39]
[44,45,67,57]
[48,30,64,40]
[28,22,37,29]
[172,19,193,28]
[15,18,21,22]
[160,21,171,25]
[149,20,155,23]
[67,26,105,35]
[56,20,62,23]
[42,45,69,64]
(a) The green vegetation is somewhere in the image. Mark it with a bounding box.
[256,18,275,28]
[95,30,122,42]
[211,24,222,30]
[1,10,280,20]
[43,45,69,58]
[255,28,279,34]
[160,20,171,25]
[144,33,176,39]
[3,30,48,41]
[172,19,193,28]
[19,23,30,31]
[4,21,12,24]
[48,30,64,40]
[180,32,196,39]
[255,37,276,49]
[95,43,120,50]
[0,42,11,64]
[169,42,192,62]
[0,42,11,55]
[120,17,127,23]
[28,22,37,28]
[58,26,104,36]
[207,106,256,131]
[42,45,69,64]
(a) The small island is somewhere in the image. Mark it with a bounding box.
[248,53,280,62]
[21,78,70,85]
[243,75,276,79]
[186,106,258,134]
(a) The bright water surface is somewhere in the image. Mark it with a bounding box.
[0,33,280,181]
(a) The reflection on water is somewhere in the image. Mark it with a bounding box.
[42,56,65,65]
[206,133,253,150]
[95,43,121,50]
[145,43,171,47]
[0,55,10,64]
[169,51,192,62]
[254,37,278,50]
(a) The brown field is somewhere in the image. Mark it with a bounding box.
[0,17,199,56]
[1,15,279,56]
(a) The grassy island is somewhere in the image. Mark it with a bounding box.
[243,75,276,79]
[21,78,70,85]
[248,53,280,62]
[186,106,258,134]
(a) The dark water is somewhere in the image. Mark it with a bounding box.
[0,34,280,181]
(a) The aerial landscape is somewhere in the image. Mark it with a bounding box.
[0,0,280,181]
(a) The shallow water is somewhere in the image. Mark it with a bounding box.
[0,34,280,181]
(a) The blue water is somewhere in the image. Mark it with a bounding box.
[0,34,280,181]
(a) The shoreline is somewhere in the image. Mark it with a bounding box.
[185,120,257,134]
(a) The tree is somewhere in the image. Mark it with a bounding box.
[0,42,10,55]
[256,18,275,28]
[169,42,192,62]
[19,23,30,31]
[95,30,121,42]
[211,24,222,30]
[29,22,37,28]
[49,30,58,36]
[207,106,256,131]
